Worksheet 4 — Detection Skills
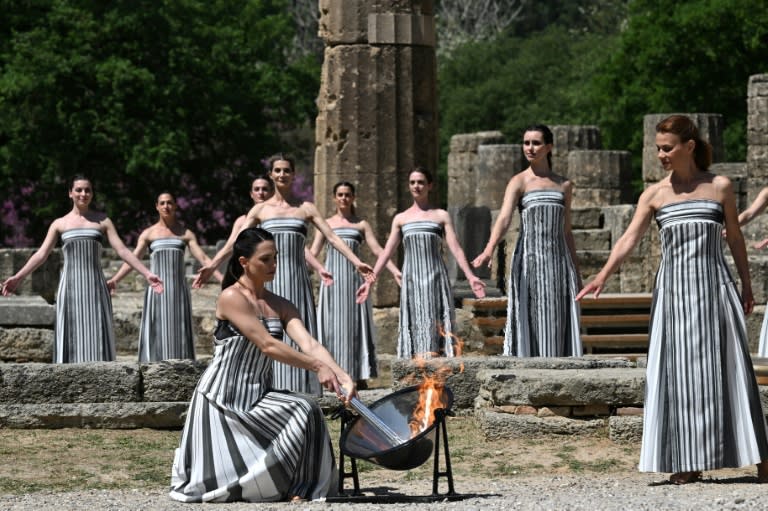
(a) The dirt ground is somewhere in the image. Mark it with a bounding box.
[0,416,644,495]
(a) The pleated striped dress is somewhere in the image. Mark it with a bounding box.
[398,221,456,358]
[639,199,768,473]
[504,190,581,357]
[316,227,377,380]
[54,228,116,363]
[758,312,768,356]
[169,318,336,502]
[260,217,320,394]
[138,238,194,362]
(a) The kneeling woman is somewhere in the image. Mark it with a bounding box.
[170,227,354,503]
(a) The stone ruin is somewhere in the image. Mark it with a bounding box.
[446,74,768,348]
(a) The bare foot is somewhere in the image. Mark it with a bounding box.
[757,461,768,483]
[290,496,306,503]
[669,471,701,485]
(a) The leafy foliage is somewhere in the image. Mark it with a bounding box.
[0,0,320,246]
[438,0,768,192]
[591,0,768,165]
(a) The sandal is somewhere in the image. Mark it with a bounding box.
[669,471,702,485]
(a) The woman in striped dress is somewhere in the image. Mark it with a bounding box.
[1,175,163,363]
[194,154,374,394]
[311,182,401,386]
[732,186,768,355]
[357,167,486,358]
[577,115,768,484]
[170,227,354,503]
[108,192,222,362]
[472,124,581,357]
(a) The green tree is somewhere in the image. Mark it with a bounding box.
[592,0,768,166]
[0,0,320,246]
[438,24,620,170]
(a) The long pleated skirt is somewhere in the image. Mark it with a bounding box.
[54,228,115,363]
[639,200,768,473]
[139,238,195,362]
[397,221,456,358]
[504,190,581,357]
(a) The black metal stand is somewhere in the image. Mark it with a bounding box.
[332,406,361,496]
[431,408,456,496]
[334,406,456,498]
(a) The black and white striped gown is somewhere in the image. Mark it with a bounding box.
[138,238,194,362]
[316,228,377,380]
[639,200,768,473]
[260,217,320,394]
[398,221,456,358]
[54,228,115,363]
[169,318,336,502]
[504,190,581,357]
[757,312,768,356]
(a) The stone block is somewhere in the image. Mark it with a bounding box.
[747,145,768,179]
[393,356,634,410]
[141,359,210,402]
[608,415,643,443]
[0,402,188,429]
[449,131,505,153]
[373,306,399,355]
[572,189,625,208]
[474,367,646,407]
[476,144,523,209]
[0,326,53,362]
[573,229,611,251]
[368,13,436,46]
[550,125,602,173]
[537,406,571,418]
[616,406,644,416]
[571,208,602,229]
[0,295,55,326]
[476,408,605,439]
[567,150,632,190]
[318,0,368,44]
[0,362,141,403]
[0,249,62,302]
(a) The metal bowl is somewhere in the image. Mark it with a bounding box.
[339,385,453,470]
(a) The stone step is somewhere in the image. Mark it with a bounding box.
[0,295,55,326]
[475,367,647,408]
[581,333,649,354]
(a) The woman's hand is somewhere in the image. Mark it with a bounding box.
[471,251,492,269]
[193,264,216,288]
[356,262,376,283]
[316,363,341,396]
[146,273,164,294]
[356,281,372,304]
[1,275,22,296]
[575,279,604,301]
[469,276,486,298]
[755,238,768,250]
[319,268,334,287]
[106,278,118,295]
[393,269,402,287]
[742,285,755,315]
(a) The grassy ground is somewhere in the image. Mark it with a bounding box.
[0,418,642,495]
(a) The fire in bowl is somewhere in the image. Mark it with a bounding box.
[339,384,454,470]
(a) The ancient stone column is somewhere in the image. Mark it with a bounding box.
[550,125,602,174]
[567,150,633,207]
[746,75,768,240]
[642,113,724,185]
[314,0,438,305]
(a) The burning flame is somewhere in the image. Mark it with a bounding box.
[406,324,465,438]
